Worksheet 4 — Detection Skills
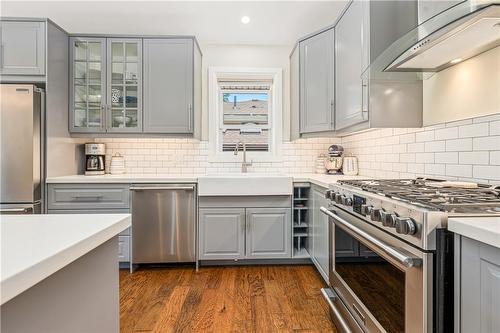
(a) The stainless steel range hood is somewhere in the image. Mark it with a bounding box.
[384,1,500,72]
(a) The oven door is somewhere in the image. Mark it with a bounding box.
[320,206,432,333]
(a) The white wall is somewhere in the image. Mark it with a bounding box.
[423,46,500,126]
[200,44,291,141]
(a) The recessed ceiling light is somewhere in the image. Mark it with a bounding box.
[241,16,250,24]
[450,58,463,64]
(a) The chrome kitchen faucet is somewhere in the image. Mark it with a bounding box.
[234,141,253,173]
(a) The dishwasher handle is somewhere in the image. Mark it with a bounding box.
[130,186,195,191]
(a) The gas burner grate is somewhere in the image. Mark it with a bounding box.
[339,178,500,213]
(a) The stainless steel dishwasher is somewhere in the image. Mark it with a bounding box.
[130,184,196,264]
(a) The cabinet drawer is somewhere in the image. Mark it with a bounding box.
[48,184,130,210]
[118,235,130,262]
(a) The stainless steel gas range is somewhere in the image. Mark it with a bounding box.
[320,178,500,333]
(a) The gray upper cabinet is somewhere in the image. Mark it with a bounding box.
[289,45,300,141]
[290,0,421,138]
[70,37,142,133]
[69,35,201,135]
[143,38,194,134]
[456,236,500,333]
[246,208,291,259]
[0,20,46,76]
[199,208,245,260]
[335,0,369,131]
[299,28,334,134]
[69,37,107,133]
[106,38,142,133]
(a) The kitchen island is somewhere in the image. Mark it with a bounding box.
[1,213,131,333]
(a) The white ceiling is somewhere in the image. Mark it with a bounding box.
[1,1,348,46]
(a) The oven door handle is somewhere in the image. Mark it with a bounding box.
[320,206,421,268]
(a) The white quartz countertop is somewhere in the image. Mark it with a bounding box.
[448,216,500,249]
[0,214,131,305]
[46,173,369,188]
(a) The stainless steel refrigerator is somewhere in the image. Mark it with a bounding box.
[0,84,44,214]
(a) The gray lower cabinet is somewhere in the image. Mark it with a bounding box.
[299,28,334,134]
[456,236,500,333]
[310,185,330,282]
[47,184,131,263]
[198,208,245,260]
[246,208,291,259]
[0,20,46,76]
[143,38,194,133]
[198,197,292,261]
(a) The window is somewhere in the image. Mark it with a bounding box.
[209,67,282,162]
[220,86,271,152]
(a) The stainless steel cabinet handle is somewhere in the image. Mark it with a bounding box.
[0,207,31,213]
[72,195,103,199]
[320,206,421,268]
[130,186,195,191]
[321,288,353,333]
[0,44,4,69]
[361,79,368,119]
[351,303,366,324]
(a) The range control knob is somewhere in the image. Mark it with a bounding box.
[341,196,353,206]
[370,208,381,222]
[325,190,334,200]
[335,193,343,204]
[395,217,417,235]
[362,205,373,216]
[380,211,397,227]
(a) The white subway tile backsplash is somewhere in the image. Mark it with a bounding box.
[435,127,458,140]
[435,152,458,164]
[415,152,435,163]
[425,141,446,152]
[425,164,445,175]
[490,151,500,165]
[458,123,489,138]
[445,119,473,128]
[400,153,416,163]
[446,138,473,152]
[98,114,500,184]
[459,152,489,165]
[473,113,500,123]
[473,136,500,151]
[446,164,472,178]
[408,143,425,152]
[400,133,416,144]
[340,113,499,184]
[490,121,500,136]
[473,165,500,180]
[416,131,435,142]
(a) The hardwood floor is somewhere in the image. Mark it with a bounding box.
[119,265,338,333]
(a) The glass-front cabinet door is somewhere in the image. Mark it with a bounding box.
[106,38,142,132]
[70,37,106,133]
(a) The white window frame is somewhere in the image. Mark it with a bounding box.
[208,67,283,162]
